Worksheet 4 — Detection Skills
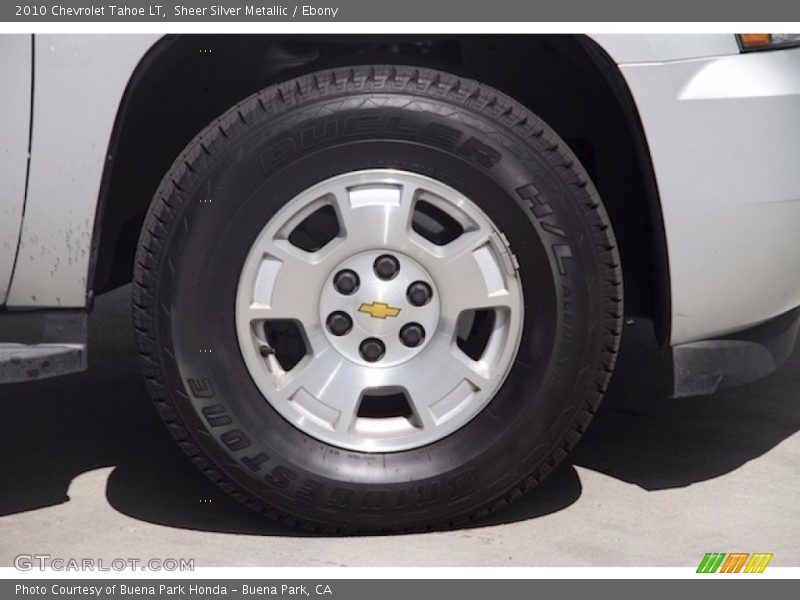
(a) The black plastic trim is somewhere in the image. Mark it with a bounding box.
[672,307,800,397]
[578,36,672,346]
[0,309,87,345]
[85,35,177,308]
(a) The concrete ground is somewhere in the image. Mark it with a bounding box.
[1,285,798,567]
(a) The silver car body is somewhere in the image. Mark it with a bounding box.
[1,33,799,357]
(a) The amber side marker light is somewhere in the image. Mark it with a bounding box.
[737,33,800,52]
[738,34,772,48]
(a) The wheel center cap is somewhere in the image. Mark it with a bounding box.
[357,301,402,320]
[354,291,405,336]
[319,250,440,367]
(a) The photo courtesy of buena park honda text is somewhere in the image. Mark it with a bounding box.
[0,0,799,596]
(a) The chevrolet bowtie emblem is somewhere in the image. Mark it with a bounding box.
[358,301,401,319]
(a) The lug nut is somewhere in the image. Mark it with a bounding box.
[326,311,353,336]
[359,338,386,362]
[333,269,360,295]
[373,254,400,280]
[407,281,433,306]
[400,323,426,348]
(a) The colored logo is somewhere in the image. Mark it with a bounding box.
[697,552,773,573]
[358,301,401,319]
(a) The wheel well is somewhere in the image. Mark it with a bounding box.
[92,34,669,343]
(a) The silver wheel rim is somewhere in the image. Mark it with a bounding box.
[235,169,524,452]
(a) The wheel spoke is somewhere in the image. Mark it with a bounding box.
[329,181,417,251]
[399,334,493,428]
[429,231,516,327]
[277,350,363,433]
[241,240,327,321]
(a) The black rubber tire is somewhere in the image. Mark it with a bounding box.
[133,65,623,533]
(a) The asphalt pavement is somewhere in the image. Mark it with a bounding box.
[1,285,798,567]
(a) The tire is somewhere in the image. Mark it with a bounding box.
[133,65,622,532]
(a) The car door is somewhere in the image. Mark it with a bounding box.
[0,34,32,304]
